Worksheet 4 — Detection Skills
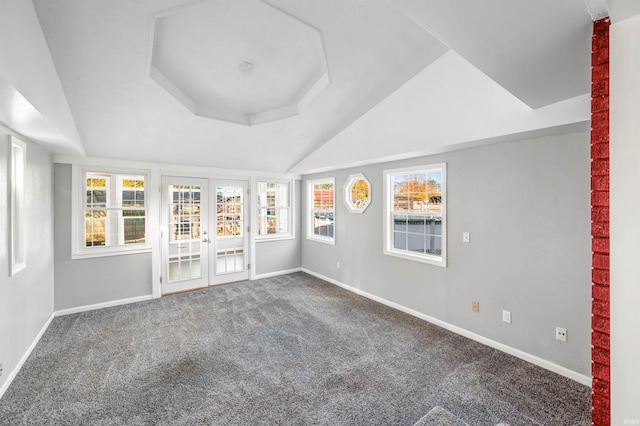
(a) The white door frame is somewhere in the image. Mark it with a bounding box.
[160,176,209,294]
[210,179,250,285]
[160,176,250,294]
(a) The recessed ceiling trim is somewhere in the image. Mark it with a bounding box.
[261,0,333,78]
[249,69,331,125]
[260,0,333,92]
[149,0,213,20]
[298,71,331,110]
[250,105,299,126]
[147,0,332,126]
[145,0,213,78]
[149,66,196,113]
[194,104,254,126]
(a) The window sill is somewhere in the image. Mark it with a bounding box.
[307,236,335,246]
[255,235,295,242]
[383,248,446,267]
[72,246,152,260]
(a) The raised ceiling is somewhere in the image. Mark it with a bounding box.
[149,1,329,125]
[30,0,595,174]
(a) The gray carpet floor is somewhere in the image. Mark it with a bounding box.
[413,406,469,426]
[0,272,590,425]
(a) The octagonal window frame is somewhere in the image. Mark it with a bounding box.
[344,173,371,214]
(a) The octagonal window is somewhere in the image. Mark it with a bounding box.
[344,174,371,214]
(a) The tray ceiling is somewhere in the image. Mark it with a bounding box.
[30,0,595,174]
[149,1,329,125]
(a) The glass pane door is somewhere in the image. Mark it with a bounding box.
[161,177,209,294]
[212,181,249,284]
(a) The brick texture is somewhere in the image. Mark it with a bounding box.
[591,191,609,207]
[591,17,610,426]
[593,361,611,382]
[590,159,609,176]
[592,409,611,426]
[591,237,609,253]
[592,330,610,350]
[592,269,609,286]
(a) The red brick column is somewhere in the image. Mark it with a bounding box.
[591,17,610,426]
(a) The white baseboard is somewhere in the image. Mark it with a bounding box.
[301,268,592,387]
[254,267,302,280]
[0,312,55,400]
[54,294,154,317]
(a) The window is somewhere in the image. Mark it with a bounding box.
[383,164,446,266]
[73,166,150,258]
[217,185,243,238]
[307,178,335,244]
[344,173,371,213]
[10,136,26,275]
[256,180,293,239]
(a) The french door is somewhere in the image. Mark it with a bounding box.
[210,180,249,285]
[161,176,248,295]
[161,177,209,294]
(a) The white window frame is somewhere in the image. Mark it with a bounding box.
[307,177,335,245]
[72,165,151,259]
[116,174,146,245]
[10,136,26,276]
[343,173,371,214]
[255,178,294,241]
[383,163,446,267]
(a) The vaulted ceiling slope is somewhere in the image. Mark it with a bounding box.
[0,1,84,156]
[19,0,596,174]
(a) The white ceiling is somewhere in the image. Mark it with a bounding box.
[389,0,592,108]
[0,74,78,155]
[30,0,596,174]
[607,0,640,22]
[149,1,330,125]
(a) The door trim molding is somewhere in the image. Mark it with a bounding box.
[160,176,210,294]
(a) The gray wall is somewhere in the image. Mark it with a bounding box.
[0,135,55,393]
[301,132,591,376]
[53,163,152,311]
[255,180,302,276]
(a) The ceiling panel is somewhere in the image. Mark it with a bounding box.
[30,0,594,173]
[33,0,446,173]
[388,0,593,108]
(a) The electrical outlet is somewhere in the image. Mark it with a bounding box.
[502,310,511,323]
[556,327,568,342]
[471,301,479,313]
[462,232,470,243]
[336,261,340,269]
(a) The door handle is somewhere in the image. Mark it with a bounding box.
[202,238,209,243]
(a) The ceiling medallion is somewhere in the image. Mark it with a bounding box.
[238,61,254,73]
